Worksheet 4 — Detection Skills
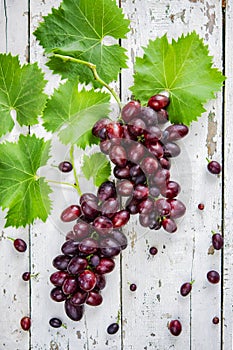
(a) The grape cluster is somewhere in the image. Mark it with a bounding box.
[51,182,128,321]
[92,93,189,233]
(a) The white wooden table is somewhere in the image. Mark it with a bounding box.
[0,1,232,349]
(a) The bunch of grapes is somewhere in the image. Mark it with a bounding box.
[50,181,128,321]
[92,93,189,233]
[50,93,189,322]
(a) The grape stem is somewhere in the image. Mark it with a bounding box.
[70,144,82,196]
[46,179,78,190]
[53,53,122,109]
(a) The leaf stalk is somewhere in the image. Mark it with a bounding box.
[53,53,121,109]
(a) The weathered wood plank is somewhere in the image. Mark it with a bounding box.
[120,1,223,349]
[0,1,30,350]
[223,0,233,349]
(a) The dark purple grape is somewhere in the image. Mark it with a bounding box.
[61,240,79,255]
[95,258,115,274]
[111,210,130,228]
[70,289,88,306]
[129,164,143,178]
[86,290,103,306]
[64,299,84,321]
[212,316,219,324]
[168,199,186,219]
[145,140,164,158]
[132,173,147,185]
[126,197,141,215]
[92,118,111,139]
[139,213,153,227]
[164,124,189,142]
[144,125,162,142]
[106,122,124,140]
[113,165,131,179]
[212,233,223,250]
[133,184,149,201]
[20,317,31,331]
[100,198,119,218]
[149,186,160,198]
[89,254,100,267]
[13,238,27,252]
[128,117,146,137]
[95,274,106,290]
[163,142,181,158]
[67,256,88,275]
[52,255,71,271]
[121,100,141,123]
[198,203,205,210]
[22,272,31,281]
[80,193,98,205]
[109,145,127,167]
[207,160,221,174]
[149,247,158,255]
[78,270,97,292]
[93,216,113,236]
[162,218,177,233]
[60,205,81,222]
[127,142,146,163]
[49,318,62,328]
[157,109,169,124]
[58,161,73,173]
[62,276,78,295]
[150,169,170,188]
[207,270,220,284]
[81,200,100,220]
[110,230,128,250]
[138,198,154,214]
[150,218,162,230]
[79,238,98,255]
[141,156,159,175]
[140,106,158,126]
[97,181,117,202]
[116,179,134,197]
[73,220,91,240]
[50,271,69,287]
[148,94,169,111]
[100,139,112,154]
[107,322,119,335]
[155,198,171,216]
[66,231,77,241]
[100,237,121,257]
[160,181,181,199]
[159,156,171,170]
[130,283,137,292]
[180,282,193,296]
[50,287,67,302]
[169,319,182,336]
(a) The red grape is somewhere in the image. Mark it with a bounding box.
[58,161,73,173]
[60,205,81,222]
[20,316,31,331]
[168,319,182,336]
[207,270,220,284]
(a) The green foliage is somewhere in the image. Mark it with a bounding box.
[82,153,111,187]
[0,135,52,227]
[131,32,225,125]
[34,0,130,85]
[42,79,110,148]
[0,53,47,137]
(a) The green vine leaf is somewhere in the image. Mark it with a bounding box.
[0,134,52,228]
[42,79,111,148]
[82,153,111,187]
[131,32,225,125]
[0,53,47,137]
[34,0,130,85]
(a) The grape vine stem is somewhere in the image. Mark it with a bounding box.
[70,144,82,196]
[53,53,122,109]
[46,179,77,190]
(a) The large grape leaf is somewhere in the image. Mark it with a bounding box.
[131,32,225,125]
[0,134,52,228]
[34,0,130,85]
[42,79,110,148]
[0,53,47,137]
[82,153,111,187]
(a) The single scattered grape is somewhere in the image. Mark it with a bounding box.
[129,283,137,292]
[207,160,221,175]
[107,322,119,335]
[207,270,220,284]
[58,161,73,173]
[212,316,219,325]
[20,316,31,331]
[212,232,224,250]
[168,319,182,336]
[49,317,63,328]
[198,203,205,210]
[149,247,158,255]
